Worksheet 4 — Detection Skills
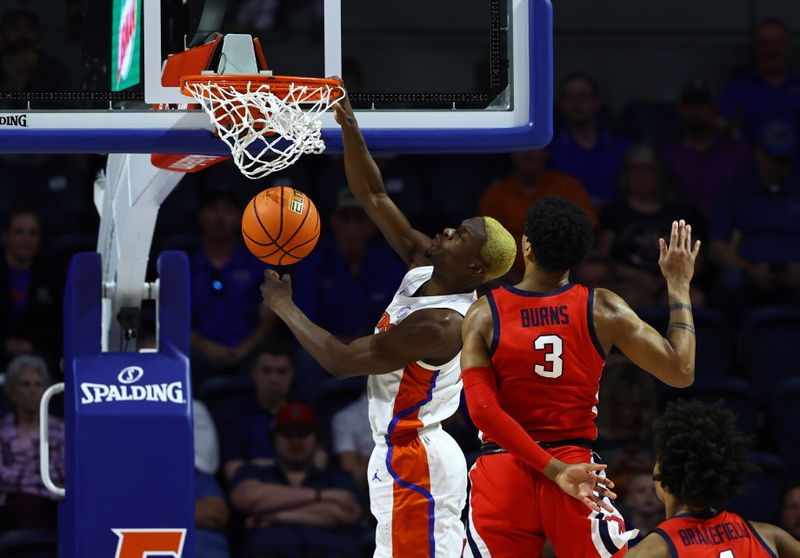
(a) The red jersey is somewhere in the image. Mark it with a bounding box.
[653,511,777,557]
[486,282,606,442]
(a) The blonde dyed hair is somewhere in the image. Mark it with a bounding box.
[480,217,516,282]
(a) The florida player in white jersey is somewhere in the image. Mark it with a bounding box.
[260,93,519,557]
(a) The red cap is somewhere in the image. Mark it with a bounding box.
[274,402,318,432]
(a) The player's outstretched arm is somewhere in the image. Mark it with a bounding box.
[625,533,670,558]
[460,298,617,514]
[333,94,431,267]
[751,522,800,557]
[261,270,461,377]
[594,220,700,387]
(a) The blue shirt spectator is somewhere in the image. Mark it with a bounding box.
[550,71,632,203]
[191,243,266,348]
[0,210,59,369]
[719,19,800,138]
[660,79,751,219]
[710,120,800,320]
[712,168,800,264]
[291,189,406,340]
[230,403,362,558]
[220,342,295,481]
[195,470,230,558]
[189,190,271,378]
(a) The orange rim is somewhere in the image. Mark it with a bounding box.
[180,74,344,102]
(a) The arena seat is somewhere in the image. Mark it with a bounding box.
[671,377,759,436]
[0,529,57,558]
[638,307,732,377]
[770,377,800,479]
[726,452,787,524]
[741,306,800,401]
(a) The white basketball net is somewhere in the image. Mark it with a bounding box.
[184,79,343,179]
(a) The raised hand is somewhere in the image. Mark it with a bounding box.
[658,219,701,287]
[332,84,356,128]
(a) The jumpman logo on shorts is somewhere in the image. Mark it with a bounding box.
[371,470,381,482]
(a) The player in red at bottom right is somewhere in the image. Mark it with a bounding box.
[628,400,800,558]
[461,196,701,557]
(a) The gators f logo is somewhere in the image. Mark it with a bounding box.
[112,529,186,558]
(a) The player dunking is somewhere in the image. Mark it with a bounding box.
[628,400,800,558]
[461,197,701,557]
[260,96,615,558]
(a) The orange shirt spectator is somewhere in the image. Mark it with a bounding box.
[479,149,598,273]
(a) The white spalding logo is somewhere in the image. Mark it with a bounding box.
[80,366,185,405]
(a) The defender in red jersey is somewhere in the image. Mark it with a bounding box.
[461,197,701,558]
[628,401,800,558]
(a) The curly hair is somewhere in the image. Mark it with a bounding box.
[653,400,751,509]
[524,196,594,273]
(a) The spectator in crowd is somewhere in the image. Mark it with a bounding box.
[195,469,231,558]
[314,159,426,230]
[331,389,372,504]
[620,468,665,546]
[194,399,221,477]
[0,9,71,101]
[719,18,800,139]
[570,251,617,290]
[597,144,704,307]
[193,400,230,558]
[550,71,632,204]
[595,363,658,466]
[0,209,58,369]
[221,341,297,482]
[230,402,362,558]
[783,483,800,541]
[190,190,272,381]
[710,119,800,320]
[660,79,751,219]
[292,189,406,342]
[0,355,63,530]
[478,148,597,275]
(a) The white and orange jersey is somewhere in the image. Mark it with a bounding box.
[367,266,476,442]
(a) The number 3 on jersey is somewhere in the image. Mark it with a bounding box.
[533,335,563,378]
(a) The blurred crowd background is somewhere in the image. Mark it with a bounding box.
[1,1,800,557]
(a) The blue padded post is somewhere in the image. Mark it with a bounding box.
[60,251,194,558]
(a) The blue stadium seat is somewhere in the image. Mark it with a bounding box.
[664,378,760,436]
[0,529,57,558]
[637,307,732,378]
[726,452,787,524]
[770,377,800,479]
[741,307,800,401]
[618,101,680,146]
[196,375,255,426]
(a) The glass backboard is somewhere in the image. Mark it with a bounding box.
[0,0,551,155]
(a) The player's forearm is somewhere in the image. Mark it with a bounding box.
[663,286,695,387]
[341,121,388,200]
[270,299,357,378]
[463,367,553,472]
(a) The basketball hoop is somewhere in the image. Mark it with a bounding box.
[181,74,344,179]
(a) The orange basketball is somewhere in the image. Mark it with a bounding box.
[241,186,320,265]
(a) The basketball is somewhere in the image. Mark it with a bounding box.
[241,186,320,265]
